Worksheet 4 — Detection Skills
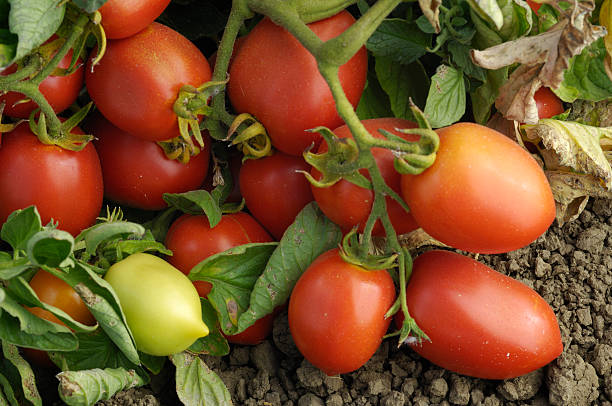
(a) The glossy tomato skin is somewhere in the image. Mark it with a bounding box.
[23,270,96,367]
[0,124,103,236]
[311,118,419,236]
[165,212,273,297]
[228,11,367,156]
[98,0,171,39]
[401,122,555,254]
[239,152,314,239]
[534,87,564,119]
[165,212,274,344]
[89,113,210,210]
[404,250,562,379]
[288,248,396,375]
[0,48,83,119]
[86,22,211,141]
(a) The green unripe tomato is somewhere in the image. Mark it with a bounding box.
[104,253,209,356]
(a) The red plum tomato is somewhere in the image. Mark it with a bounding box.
[0,45,83,119]
[88,113,210,210]
[98,0,171,39]
[86,22,212,141]
[401,122,556,254]
[288,248,396,375]
[23,270,96,367]
[534,87,564,119]
[403,250,562,379]
[228,11,367,156]
[164,212,274,344]
[0,124,103,236]
[311,118,419,236]
[239,151,314,239]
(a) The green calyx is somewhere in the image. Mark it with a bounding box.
[227,113,272,159]
[29,103,94,151]
[338,229,399,271]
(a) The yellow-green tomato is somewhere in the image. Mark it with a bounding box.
[104,253,209,356]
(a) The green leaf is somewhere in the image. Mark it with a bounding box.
[163,190,223,228]
[554,38,612,102]
[188,299,230,357]
[7,275,97,333]
[78,221,145,256]
[0,371,18,406]
[470,7,503,49]
[57,367,147,406]
[0,288,77,351]
[26,229,74,268]
[142,208,179,243]
[448,40,487,82]
[366,19,431,65]
[189,243,278,335]
[138,352,165,375]
[498,0,532,41]
[376,56,430,118]
[0,206,42,252]
[424,65,466,128]
[71,0,108,13]
[356,69,393,120]
[416,14,437,34]
[1,342,40,406]
[234,203,342,335]
[8,0,65,64]
[470,67,508,123]
[0,257,33,280]
[466,0,504,29]
[170,352,232,406]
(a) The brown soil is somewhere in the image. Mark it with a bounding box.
[52,198,612,405]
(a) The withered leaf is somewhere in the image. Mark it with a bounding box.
[418,0,442,33]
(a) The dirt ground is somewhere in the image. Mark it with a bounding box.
[44,197,612,405]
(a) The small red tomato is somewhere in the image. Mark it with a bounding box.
[288,248,396,375]
[0,124,103,236]
[223,313,274,346]
[88,113,210,211]
[311,118,419,236]
[534,87,564,119]
[0,39,84,119]
[403,250,562,380]
[240,151,314,239]
[98,0,171,39]
[401,122,555,254]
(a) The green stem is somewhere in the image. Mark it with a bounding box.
[0,55,43,85]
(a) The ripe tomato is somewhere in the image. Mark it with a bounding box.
[403,250,562,379]
[165,212,272,297]
[23,270,96,367]
[311,118,419,236]
[86,22,211,142]
[104,253,209,356]
[534,87,564,119]
[288,248,396,375]
[164,212,273,344]
[228,11,367,156]
[88,113,210,211]
[98,0,171,39]
[0,124,103,236]
[0,45,83,119]
[239,151,314,239]
[401,122,555,254]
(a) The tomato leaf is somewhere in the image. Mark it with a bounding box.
[448,41,487,82]
[188,243,278,335]
[188,298,230,357]
[375,56,430,117]
[57,367,147,406]
[1,342,41,406]
[0,206,42,252]
[163,190,223,228]
[0,257,34,280]
[0,288,77,351]
[424,65,466,128]
[78,221,145,256]
[138,352,165,375]
[235,202,342,335]
[70,0,108,13]
[356,70,393,120]
[554,38,612,103]
[26,229,74,268]
[6,275,97,333]
[366,19,431,65]
[170,352,232,406]
[0,371,19,406]
[467,0,504,30]
[470,67,508,124]
[7,0,65,66]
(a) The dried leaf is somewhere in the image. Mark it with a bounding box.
[522,119,612,189]
[398,228,448,251]
[471,0,606,123]
[418,0,442,33]
[546,170,612,225]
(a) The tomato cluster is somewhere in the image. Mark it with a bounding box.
[0,0,565,385]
